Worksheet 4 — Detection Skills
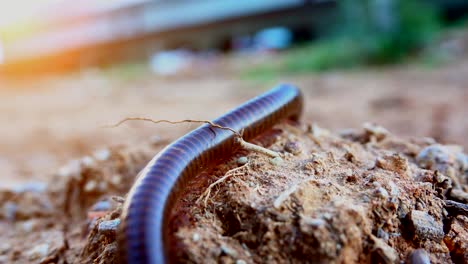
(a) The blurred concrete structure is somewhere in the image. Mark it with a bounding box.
[1,0,466,75]
[0,0,336,74]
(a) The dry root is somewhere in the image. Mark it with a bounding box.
[108,117,280,158]
[196,163,250,207]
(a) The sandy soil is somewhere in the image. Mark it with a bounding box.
[0,60,467,188]
[0,57,467,263]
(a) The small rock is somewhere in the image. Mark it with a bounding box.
[408,210,444,242]
[110,175,122,186]
[370,235,398,264]
[388,181,400,197]
[81,156,95,167]
[2,202,17,221]
[416,145,451,173]
[374,187,389,199]
[284,141,302,155]
[98,219,121,235]
[98,181,108,192]
[269,157,283,166]
[434,171,452,190]
[20,219,39,232]
[192,233,200,242]
[408,249,431,264]
[376,154,409,175]
[307,123,329,137]
[302,217,326,227]
[363,122,389,141]
[236,260,246,264]
[57,159,81,178]
[12,182,47,193]
[91,200,112,212]
[94,149,111,161]
[376,228,389,242]
[455,152,468,171]
[220,245,238,258]
[237,156,248,165]
[84,180,98,193]
[150,135,162,145]
[0,243,11,254]
[27,244,49,261]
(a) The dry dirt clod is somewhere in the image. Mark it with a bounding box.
[284,141,302,155]
[98,219,121,235]
[407,210,444,242]
[269,157,283,166]
[449,189,468,203]
[444,200,468,216]
[443,215,468,262]
[408,249,431,264]
[363,122,389,142]
[27,243,49,261]
[370,235,399,264]
[237,156,248,165]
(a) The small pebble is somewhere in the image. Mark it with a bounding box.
[57,159,81,178]
[370,235,398,264]
[416,202,425,210]
[284,141,301,155]
[150,135,162,145]
[27,243,49,260]
[376,228,389,242]
[374,187,389,199]
[408,210,444,242]
[269,157,283,166]
[302,217,326,227]
[455,153,467,171]
[388,181,400,197]
[110,175,122,186]
[220,245,238,258]
[98,219,121,235]
[363,123,389,141]
[91,200,112,212]
[0,243,11,254]
[84,180,98,193]
[192,233,200,242]
[416,145,450,172]
[12,182,47,193]
[81,156,95,167]
[94,149,111,161]
[98,181,109,192]
[236,260,246,264]
[20,220,38,232]
[237,156,248,165]
[3,202,17,221]
[408,249,430,264]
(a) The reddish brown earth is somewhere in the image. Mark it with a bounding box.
[0,57,467,263]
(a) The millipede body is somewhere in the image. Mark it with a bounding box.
[119,84,303,263]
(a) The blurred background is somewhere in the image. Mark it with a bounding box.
[0,0,467,187]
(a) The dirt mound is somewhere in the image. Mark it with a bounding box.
[0,122,466,263]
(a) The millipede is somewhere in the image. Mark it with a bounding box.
[118,84,304,263]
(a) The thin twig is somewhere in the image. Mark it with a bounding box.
[236,137,280,158]
[107,117,280,158]
[106,117,241,137]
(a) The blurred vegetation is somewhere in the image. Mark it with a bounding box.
[245,0,445,77]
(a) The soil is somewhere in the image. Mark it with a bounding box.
[0,57,467,263]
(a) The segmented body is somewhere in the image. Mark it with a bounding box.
[119,84,303,263]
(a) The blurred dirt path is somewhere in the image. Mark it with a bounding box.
[0,62,467,187]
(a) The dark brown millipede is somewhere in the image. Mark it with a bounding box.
[119,84,303,263]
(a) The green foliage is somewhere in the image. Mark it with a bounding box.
[245,0,443,76]
[282,37,366,72]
